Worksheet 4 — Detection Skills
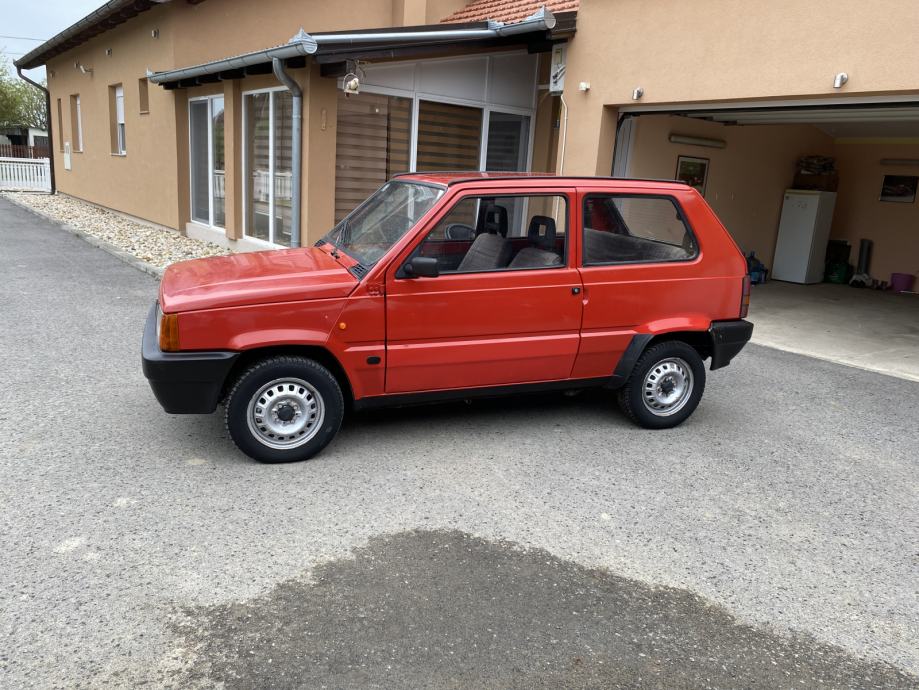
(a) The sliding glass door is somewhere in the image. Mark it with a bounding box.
[244,89,293,246]
[189,95,225,228]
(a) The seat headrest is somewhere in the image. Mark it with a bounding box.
[527,215,556,249]
[478,204,509,237]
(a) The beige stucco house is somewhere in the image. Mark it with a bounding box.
[15,0,919,284]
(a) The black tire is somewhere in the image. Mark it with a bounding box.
[225,356,344,463]
[617,341,706,429]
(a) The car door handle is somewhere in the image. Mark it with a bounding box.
[571,287,581,295]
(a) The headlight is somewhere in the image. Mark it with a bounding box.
[157,303,180,352]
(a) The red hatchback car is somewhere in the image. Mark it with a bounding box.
[143,174,753,463]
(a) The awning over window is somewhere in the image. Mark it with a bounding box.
[146,8,574,90]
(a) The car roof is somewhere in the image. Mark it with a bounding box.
[392,171,691,190]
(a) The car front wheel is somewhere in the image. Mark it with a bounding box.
[225,356,344,463]
[617,341,706,429]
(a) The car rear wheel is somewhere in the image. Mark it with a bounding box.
[617,341,706,429]
[225,356,344,463]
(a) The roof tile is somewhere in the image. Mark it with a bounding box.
[441,0,579,24]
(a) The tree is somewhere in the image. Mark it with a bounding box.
[0,55,47,130]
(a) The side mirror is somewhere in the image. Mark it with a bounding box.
[402,256,440,278]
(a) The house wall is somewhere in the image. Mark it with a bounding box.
[42,0,467,234]
[46,3,180,228]
[626,116,835,268]
[562,0,919,175]
[831,141,919,282]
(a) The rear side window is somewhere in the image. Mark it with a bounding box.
[582,195,697,265]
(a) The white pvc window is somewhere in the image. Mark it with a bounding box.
[189,95,225,228]
[73,95,83,152]
[115,85,126,154]
[333,93,535,221]
[243,88,293,246]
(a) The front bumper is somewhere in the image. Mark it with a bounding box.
[709,319,754,370]
[141,304,240,414]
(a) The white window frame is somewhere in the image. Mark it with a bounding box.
[362,89,537,175]
[241,86,290,246]
[114,85,126,155]
[344,52,538,175]
[188,94,225,229]
[74,95,83,152]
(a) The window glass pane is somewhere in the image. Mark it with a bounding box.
[245,93,271,242]
[115,86,125,123]
[416,194,567,273]
[273,90,293,247]
[485,112,529,171]
[211,96,225,228]
[583,196,696,264]
[189,100,209,223]
[416,100,482,171]
[322,181,443,267]
[334,92,411,223]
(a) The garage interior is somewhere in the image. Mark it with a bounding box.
[614,101,919,381]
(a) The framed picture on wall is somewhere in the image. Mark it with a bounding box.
[879,174,918,203]
[675,156,710,196]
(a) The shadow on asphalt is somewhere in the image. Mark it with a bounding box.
[168,529,917,689]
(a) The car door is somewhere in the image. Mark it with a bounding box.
[571,186,709,379]
[384,187,583,394]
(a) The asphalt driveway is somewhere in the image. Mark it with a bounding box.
[1,197,917,688]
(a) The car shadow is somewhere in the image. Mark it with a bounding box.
[346,387,625,429]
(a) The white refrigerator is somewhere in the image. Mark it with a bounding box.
[771,190,837,284]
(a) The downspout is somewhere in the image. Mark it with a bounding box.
[16,66,56,194]
[272,58,303,247]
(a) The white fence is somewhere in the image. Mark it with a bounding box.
[0,157,52,192]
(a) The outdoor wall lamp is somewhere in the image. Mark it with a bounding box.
[833,72,848,89]
[74,62,93,74]
[632,87,644,100]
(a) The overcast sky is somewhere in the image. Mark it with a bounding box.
[1,0,101,79]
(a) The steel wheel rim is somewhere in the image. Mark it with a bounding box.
[641,357,694,417]
[246,377,325,450]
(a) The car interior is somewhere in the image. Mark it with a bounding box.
[582,195,697,263]
[416,196,567,273]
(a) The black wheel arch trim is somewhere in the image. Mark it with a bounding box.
[607,334,654,389]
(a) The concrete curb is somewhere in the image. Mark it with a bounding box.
[2,194,165,279]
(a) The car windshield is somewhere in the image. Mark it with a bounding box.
[320,181,444,266]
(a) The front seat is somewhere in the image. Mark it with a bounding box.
[456,205,512,272]
[509,215,562,268]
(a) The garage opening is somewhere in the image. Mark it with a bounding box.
[613,100,919,381]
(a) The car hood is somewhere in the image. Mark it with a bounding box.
[159,247,359,312]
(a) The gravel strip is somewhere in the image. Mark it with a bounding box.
[1,192,229,275]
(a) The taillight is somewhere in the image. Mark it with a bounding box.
[740,275,751,318]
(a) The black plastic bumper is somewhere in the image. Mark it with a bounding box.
[709,319,754,370]
[141,304,240,414]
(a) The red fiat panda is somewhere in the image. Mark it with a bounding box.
[143,174,752,463]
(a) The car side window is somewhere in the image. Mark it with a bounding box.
[583,195,697,265]
[415,194,569,274]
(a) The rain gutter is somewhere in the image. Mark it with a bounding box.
[146,8,556,85]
